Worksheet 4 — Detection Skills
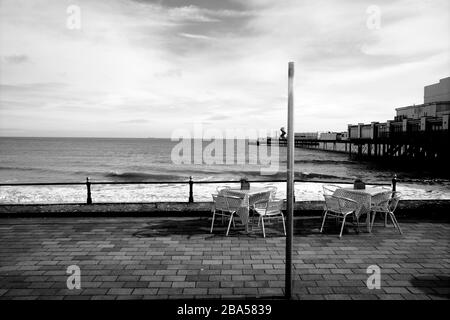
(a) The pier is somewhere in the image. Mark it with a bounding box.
[258,127,449,166]
[258,77,450,167]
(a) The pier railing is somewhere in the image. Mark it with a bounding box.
[0,176,397,205]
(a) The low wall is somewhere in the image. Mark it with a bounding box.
[0,200,449,219]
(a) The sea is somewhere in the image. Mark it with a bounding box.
[1,137,449,203]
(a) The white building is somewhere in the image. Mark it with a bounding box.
[425,77,450,103]
[395,77,450,120]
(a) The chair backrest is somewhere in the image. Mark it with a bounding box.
[224,195,245,212]
[389,191,401,212]
[212,194,228,211]
[371,190,392,209]
[249,191,271,206]
[323,185,341,196]
[217,186,231,195]
[266,199,284,214]
[266,186,277,200]
[334,195,360,215]
[323,194,340,211]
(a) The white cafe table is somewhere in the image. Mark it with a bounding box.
[334,187,390,232]
[219,187,271,232]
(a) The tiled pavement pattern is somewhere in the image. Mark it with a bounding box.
[0,217,449,300]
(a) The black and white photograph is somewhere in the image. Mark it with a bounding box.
[0,0,449,311]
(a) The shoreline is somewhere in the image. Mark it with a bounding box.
[0,181,449,205]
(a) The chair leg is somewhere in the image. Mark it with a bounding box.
[370,211,377,232]
[339,215,347,238]
[210,211,216,233]
[281,213,286,236]
[226,213,234,236]
[384,212,388,227]
[320,210,328,233]
[388,211,397,228]
[390,213,402,235]
[354,213,360,234]
[261,216,266,238]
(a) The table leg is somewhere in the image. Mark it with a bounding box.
[366,213,371,232]
[245,206,249,233]
[237,207,250,233]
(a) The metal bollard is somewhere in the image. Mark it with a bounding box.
[392,174,397,193]
[86,177,92,204]
[188,176,194,203]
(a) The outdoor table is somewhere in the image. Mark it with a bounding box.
[220,187,271,232]
[334,187,389,232]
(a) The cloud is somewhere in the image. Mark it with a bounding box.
[118,119,150,124]
[178,32,215,40]
[3,54,29,64]
[0,0,449,137]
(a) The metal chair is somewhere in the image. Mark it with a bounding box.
[320,194,360,238]
[265,185,277,200]
[210,194,243,236]
[216,186,231,195]
[370,191,402,234]
[322,185,343,225]
[252,192,286,238]
[323,185,342,196]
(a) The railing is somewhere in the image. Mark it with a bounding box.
[0,176,398,205]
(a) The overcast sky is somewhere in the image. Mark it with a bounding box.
[0,0,449,138]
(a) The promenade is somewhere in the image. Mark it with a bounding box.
[0,216,449,300]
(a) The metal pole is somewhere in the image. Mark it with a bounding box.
[86,177,92,204]
[188,176,194,203]
[392,174,397,193]
[285,61,294,299]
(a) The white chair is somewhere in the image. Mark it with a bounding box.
[266,185,277,200]
[210,194,243,236]
[323,185,342,225]
[216,186,231,195]
[370,191,402,234]
[320,194,360,238]
[323,185,342,196]
[252,191,286,238]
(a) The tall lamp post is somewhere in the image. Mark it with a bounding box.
[285,62,295,299]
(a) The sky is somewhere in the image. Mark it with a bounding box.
[0,0,449,138]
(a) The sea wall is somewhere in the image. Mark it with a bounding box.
[0,200,448,219]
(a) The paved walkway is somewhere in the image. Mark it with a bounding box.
[0,216,449,300]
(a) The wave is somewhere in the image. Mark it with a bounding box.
[295,159,357,165]
[90,168,352,183]
[103,171,183,182]
[0,165,71,175]
[0,165,43,171]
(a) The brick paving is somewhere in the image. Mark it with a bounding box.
[0,216,449,300]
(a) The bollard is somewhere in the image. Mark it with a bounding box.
[86,177,92,204]
[392,174,397,193]
[188,176,194,203]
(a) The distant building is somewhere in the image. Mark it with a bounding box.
[349,76,450,139]
[295,132,318,140]
[395,77,450,121]
[319,132,348,140]
[424,77,450,103]
[395,102,450,121]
